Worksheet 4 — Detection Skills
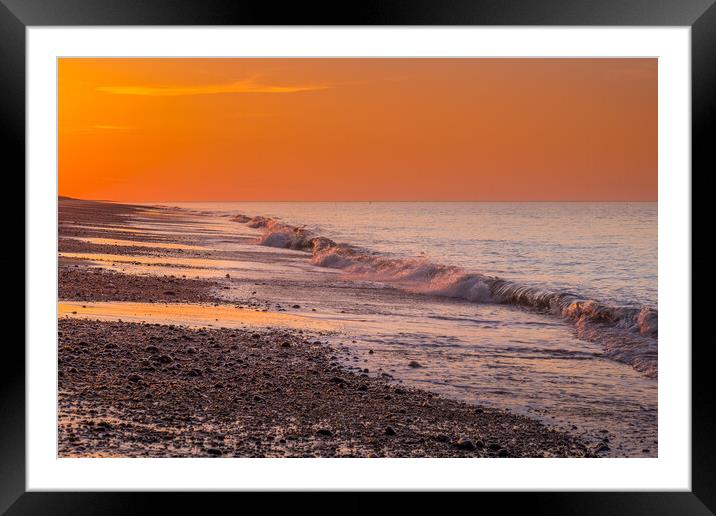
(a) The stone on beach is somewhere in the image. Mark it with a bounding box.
[453,437,477,451]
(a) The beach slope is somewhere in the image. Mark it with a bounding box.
[58,197,593,458]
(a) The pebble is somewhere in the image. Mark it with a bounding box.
[453,438,477,451]
[594,443,610,453]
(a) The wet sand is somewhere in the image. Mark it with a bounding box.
[57,197,599,457]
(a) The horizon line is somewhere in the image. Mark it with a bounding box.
[59,196,658,204]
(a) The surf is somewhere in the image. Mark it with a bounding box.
[233,213,658,378]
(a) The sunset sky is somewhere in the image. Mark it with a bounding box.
[58,58,657,202]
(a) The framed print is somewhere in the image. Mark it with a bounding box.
[6,0,713,513]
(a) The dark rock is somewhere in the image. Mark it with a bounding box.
[206,448,222,456]
[453,438,477,451]
[385,426,397,436]
[128,374,143,383]
[316,429,332,437]
[292,304,300,309]
[281,342,291,348]
[408,361,422,368]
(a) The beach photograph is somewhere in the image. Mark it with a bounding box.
[57,57,657,459]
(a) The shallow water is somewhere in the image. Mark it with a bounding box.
[63,202,657,456]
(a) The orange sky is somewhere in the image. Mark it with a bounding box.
[58,58,657,202]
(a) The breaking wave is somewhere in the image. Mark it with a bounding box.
[235,214,658,378]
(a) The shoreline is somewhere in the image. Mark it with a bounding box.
[57,197,642,457]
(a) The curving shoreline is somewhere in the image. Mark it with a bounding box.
[57,197,600,458]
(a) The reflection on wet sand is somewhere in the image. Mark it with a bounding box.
[66,237,212,251]
[59,301,340,332]
[59,252,270,271]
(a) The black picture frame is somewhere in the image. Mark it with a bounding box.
[5,0,712,513]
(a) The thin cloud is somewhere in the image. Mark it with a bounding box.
[97,77,329,96]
